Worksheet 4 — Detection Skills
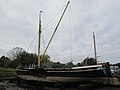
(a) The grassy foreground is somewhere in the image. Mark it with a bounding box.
[0,67,16,78]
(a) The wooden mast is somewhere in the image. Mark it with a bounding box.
[38,11,43,67]
[93,32,97,62]
[41,1,70,61]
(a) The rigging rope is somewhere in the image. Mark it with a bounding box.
[88,40,93,57]
[41,34,48,55]
[27,31,38,51]
[42,35,46,49]
[96,41,105,62]
[69,5,82,62]
[68,7,73,61]
[26,5,66,52]
[42,5,65,32]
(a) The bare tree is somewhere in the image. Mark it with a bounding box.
[7,47,24,60]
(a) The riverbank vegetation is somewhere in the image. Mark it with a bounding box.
[0,47,120,69]
[0,67,16,78]
[0,47,78,69]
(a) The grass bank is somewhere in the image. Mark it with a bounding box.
[0,67,16,79]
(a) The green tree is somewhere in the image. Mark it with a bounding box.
[0,55,11,67]
[77,63,82,67]
[116,63,120,68]
[66,62,74,68]
[9,51,37,68]
[83,57,97,65]
[9,51,51,68]
[51,62,65,68]
[7,47,52,68]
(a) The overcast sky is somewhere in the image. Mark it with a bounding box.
[0,0,120,64]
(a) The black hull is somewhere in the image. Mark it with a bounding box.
[16,63,117,84]
[17,68,108,77]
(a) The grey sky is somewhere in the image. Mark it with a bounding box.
[0,0,120,64]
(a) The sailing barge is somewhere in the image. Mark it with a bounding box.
[16,63,114,82]
[16,1,120,86]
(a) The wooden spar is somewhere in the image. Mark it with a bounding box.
[41,1,70,61]
[38,11,43,67]
[93,32,97,62]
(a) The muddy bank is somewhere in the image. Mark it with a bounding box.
[0,80,24,90]
[0,80,120,90]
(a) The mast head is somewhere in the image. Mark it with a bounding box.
[40,11,43,13]
[68,1,70,4]
[39,11,43,21]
